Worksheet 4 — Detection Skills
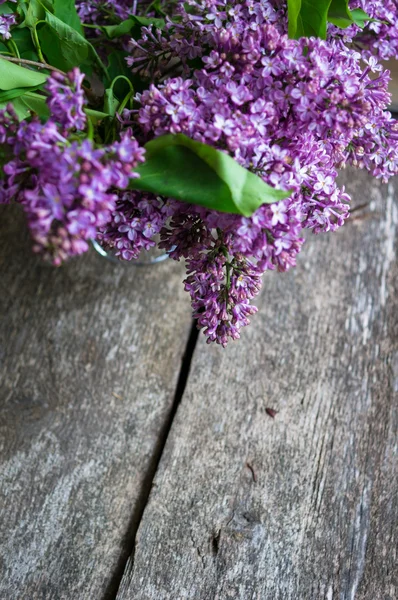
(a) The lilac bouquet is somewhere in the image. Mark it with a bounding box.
[0,0,397,345]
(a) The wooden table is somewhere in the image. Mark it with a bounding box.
[0,167,397,600]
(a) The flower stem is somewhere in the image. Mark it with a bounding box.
[226,261,231,290]
[118,88,135,113]
[6,39,20,59]
[31,26,46,63]
[86,115,94,141]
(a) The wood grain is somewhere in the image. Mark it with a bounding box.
[0,207,192,599]
[387,59,398,111]
[116,169,398,600]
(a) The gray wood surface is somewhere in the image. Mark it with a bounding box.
[0,207,192,599]
[116,169,398,600]
[387,59,398,112]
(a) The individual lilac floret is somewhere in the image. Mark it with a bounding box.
[46,68,87,131]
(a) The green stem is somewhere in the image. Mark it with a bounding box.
[86,115,94,141]
[103,85,135,144]
[31,25,45,63]
[226,262,231,290]
[118,88,134,113]
[6,39,20,59]
[110,75,134,94]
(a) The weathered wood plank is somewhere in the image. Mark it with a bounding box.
[0,207,192,599]
[387,59,398,111]
[116,169,398,600]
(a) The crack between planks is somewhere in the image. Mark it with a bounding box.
[103,320,199,600]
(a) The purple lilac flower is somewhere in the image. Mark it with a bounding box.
[158,207,263,345]
[348,1,398,61]
[5,0,397,346]
[118,0,398,345]
[0,107,145,265]
[0,12,16,39]
[76,0,143,22]
[46,69,87,131]
[183,237,263,347]
[97,192,169,260]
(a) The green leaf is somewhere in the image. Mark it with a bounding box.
[106,50,139,95]
[0,90,49,120]
[101,16,165,40]
[38,10,109,80]
[0,85,43,103]
[0,2,15,16]
[328,1,371,29]
[287,0,302,39]
[145,0,167,17]
[17,0,83,35]
[85,108,109,124]
[350,8,372,27]
[106,50,131,84]
[0,58,47,90]
[20,50,41,61]
[37,11,91,71]
[52,0,84,34]
[287,0,372,38]
[132,134,290,216]
[1,89,108,124]
[17,0,46,28]
[10,27,38,58]
[327,0,351,26]
[103,88,120,117]
[288,0,332,39]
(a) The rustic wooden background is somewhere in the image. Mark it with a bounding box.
[388,60,398,112]
[0,166,397,600]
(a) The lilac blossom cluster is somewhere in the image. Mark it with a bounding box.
[75,0,398,61]
[2,0,398,346]
[97,191,169,260]
[354,0,398,60]
[46,68,87,131]
[0,83,145,265]
[162,209,265,344]
[109,0,398,344]
[76,0,142,22]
